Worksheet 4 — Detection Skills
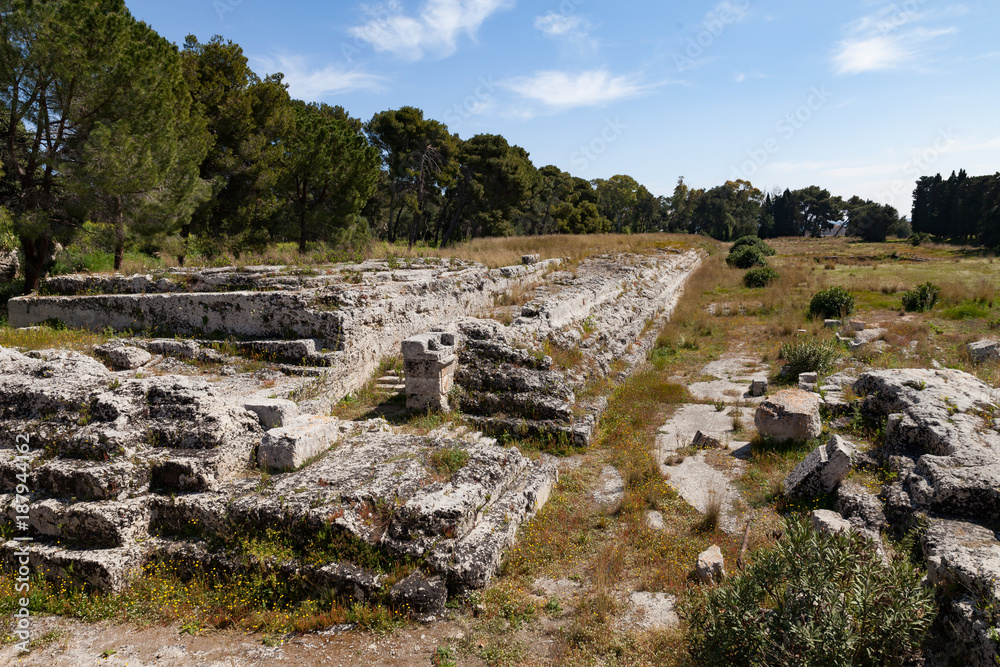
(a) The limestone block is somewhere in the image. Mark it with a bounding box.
[749,379,768,397]
[404,332,459,412]
[754,389,822,442]
[389,570,447,617]
[258,415,341,472]
[243,398,299,429]
[810,509,852,536]
[521,254,540,265]
[824,319,841,329]
[968,339,1000,364]
[783,434,854,498]
[836,481,887,532]
[696,545,726,584]
[0,249,19,283]
[94,341,152,370]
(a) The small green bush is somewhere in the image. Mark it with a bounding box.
[909,231,932,246]
[0,207,16,253]
[780,340,841,377]
[743,266,780,288]
[678,518,936,667]
[731,235,776,256]
[726,245,768,269]
[808,286,855,319]
[901,282,940,312]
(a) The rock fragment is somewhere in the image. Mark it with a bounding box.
[754,389,822,442]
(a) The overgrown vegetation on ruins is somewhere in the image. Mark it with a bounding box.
[2,1,998,299]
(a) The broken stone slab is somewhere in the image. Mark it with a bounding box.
[922,518,1000,666]
[242,398,299,430]
[754,388,822,442]
[968,339,1000,364]
[835,481,887,532]
[810,509,853,536]
[783,434,854,498]
[691,430,723,450]
[697,545,726,584]
[749,379,768,397]
[521,254,540,265]
[847,327,887,350]
[258,415,341,472]
[824,319,841,329]
[389,571,447,617]
[0,540,145,592]
[93,340,152,370]
[799,372,818,385]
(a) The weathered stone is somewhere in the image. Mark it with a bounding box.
[403,332,459,412]
[258,415,341,472]
[93,340,152,370]
[691,430,722,450]
[389,570,447,617]
[242,398,299,429]
[968,339,1000,364]
[645,510,665,530]
[855,368,1000,521]
[835,481,887,532]
[754,389,822,442]
[798,372,818,385]
[749,379,768,397]
[824,319,841,329]
[0,249,18,283]
[0,540,144,592]
[922,518,1000,666]
[696,545,725,584]
[590,466,624,506]
[810,509,852,536]
[521,254,540,265]
[783,434,854,498]
[847,327,887,350]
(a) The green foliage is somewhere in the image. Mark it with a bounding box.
[429,447,469,476]
[743,266,780,288]
[780,340,841,377]
[809,286,855,319]
[0,208,15,252]
[678,519,936,667]
[942,300,991,320]
[901,282,940,312]
[726,245,769,269]
[731,235,776,256]
[909,232,933,246]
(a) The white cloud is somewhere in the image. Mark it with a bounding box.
[534,12,598,52]
[254,55,385,100]
[832,4,958,75]
[502,69,657,110]
[350,0,512,61]
[733,72,746,83]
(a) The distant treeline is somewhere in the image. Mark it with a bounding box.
[912,170,1000,246]
[0,1,989,295]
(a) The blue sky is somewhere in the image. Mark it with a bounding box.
[126,0,999,213]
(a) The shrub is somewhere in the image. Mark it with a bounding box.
[909,231,932,246]
[0,207,16,253]
[726,245,768,269]
[678,518,936,667]
[808,286,855,319]
[731,235,776,256]
[743,266,779,288]
[901,282,940,312]
[780,340,841,377]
